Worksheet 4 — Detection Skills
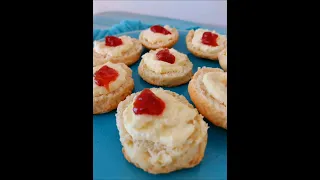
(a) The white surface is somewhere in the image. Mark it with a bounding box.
[93,0,227,27]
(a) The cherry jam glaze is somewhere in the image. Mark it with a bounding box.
[94,65,119,90]
[105,36,123,47]
[133,89,166,115]
[156,49,175,64]
[201,32,219,46]
[150,25,171,35]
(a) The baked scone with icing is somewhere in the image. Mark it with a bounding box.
[188,67,227,129]
[139,25,179,50]
[116,88,208,174]
[138,48,193,87]
[186,29,226,60]
[93,62,134,114]
[218,48,227,71]
[93,35,143,67]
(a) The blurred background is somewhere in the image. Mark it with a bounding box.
[93,0,227,27]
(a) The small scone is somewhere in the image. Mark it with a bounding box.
[186,29,226,60]
[138,48,193,87]
[139,25,179,50]
[93,35,143,67]
[218,48,227,71]
[188,67,227,129]
[93,62,134,114]
[116,88,208,174]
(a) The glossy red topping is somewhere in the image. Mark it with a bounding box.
[105,36,123,47]
[94,65,119,90]
[150,25,171,35]
[201,32,219,46]
[133,89,166,115]
[156,49,175,64]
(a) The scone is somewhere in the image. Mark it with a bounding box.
[138,48,193,87]
[188,67,227,129]
[139,25,179,50]
[93,35,143,67]
[186,28,226,60]
[93,62,134,114]
[116,88,208,174]
[218,48,227,71]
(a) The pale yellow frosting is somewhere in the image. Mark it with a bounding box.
[123,89,198,147]
[142,48,188,73]
[141,25,175,44]
[93,36,135,57]
[191,28,226,53]
[219,48,227,71]
[202,72,227,105]
[93,62,127,96]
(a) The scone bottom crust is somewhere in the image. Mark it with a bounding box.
[186,29,226,61]
[116,88,209,174]
[138,48,193,87]
[188,67,227,129]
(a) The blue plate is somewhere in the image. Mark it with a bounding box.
[93,30,227,180]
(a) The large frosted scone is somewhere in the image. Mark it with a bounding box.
[116,88,208,174]
[138,48,193,87]
[93,35,143,67]
[188,67,227,129]
[186,29,227,60]
[218,48,227,71]
[93,62,134,114]
[139,25,179,50]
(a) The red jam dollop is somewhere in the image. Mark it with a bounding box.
[133,89,166,115]
[201,32,219,46]
[94,65,119,90]
[150,25,171,35]
[105,36,123,47]
[156,49,175,64]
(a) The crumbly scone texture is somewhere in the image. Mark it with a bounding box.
[138,52,193,87]
[93,38,143,67]
[186,30,225,61]
[93,63,134,114]
[116,88,208,174]
[218,48,227,72]
[139,29,179,50]
[188,67,227,129]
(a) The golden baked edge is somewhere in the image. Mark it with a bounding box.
[186,30,222,61]
[93,39,143,67]
[116,88,208,174]
[138,59,193,87]
[188,67,227,129]
[122,135,207,174]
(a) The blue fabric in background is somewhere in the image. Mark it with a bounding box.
[93,20,201,41]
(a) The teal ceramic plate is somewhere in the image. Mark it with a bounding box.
[93,30,227,180]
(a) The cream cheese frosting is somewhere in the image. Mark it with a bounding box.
[123,89,198,147]
[191,28,226,53]
[219,48,227,71]
[93,36,135,57]
[93,62,127,96]
[202,71,227,105]
[142,48,189,74]
[141,25,175,44]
